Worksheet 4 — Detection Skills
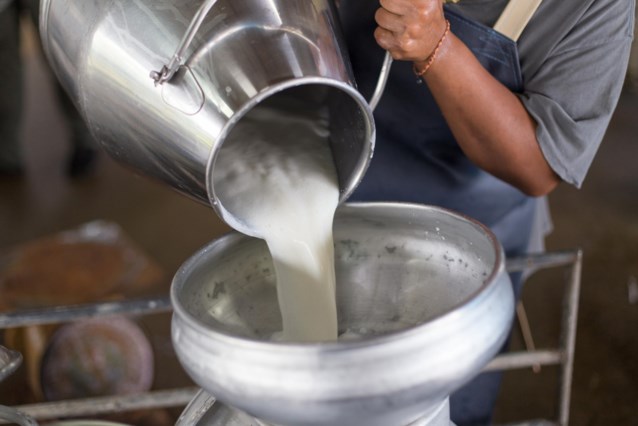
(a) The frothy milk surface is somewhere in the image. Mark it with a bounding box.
[213,99,339,342]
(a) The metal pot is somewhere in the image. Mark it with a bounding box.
[171,203,515,426]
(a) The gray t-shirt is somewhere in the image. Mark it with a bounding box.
[449,0,635,188]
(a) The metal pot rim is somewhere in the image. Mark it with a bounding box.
[170,202,507,352]
[204,77,375,238]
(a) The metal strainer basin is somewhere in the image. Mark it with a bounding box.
[171,203,515,426]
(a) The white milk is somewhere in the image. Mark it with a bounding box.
[213,100,339,342]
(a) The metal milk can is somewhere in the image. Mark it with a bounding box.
[39,0,390,235]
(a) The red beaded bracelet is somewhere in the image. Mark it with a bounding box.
[413,19,451,78]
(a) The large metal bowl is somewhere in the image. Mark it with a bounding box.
[171,203,515,426]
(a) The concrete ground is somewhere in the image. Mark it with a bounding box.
[1,20,636,425]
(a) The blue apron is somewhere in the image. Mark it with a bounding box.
[341,5,536,261]
[339,5,535,424]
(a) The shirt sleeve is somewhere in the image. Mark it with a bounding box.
[517,0,635,188]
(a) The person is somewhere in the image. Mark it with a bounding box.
[338,0,635,424]
[0,0,97,177]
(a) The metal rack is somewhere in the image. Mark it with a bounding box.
[490,250,583,426]
[0,250,582,426]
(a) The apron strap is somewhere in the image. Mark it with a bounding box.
[493,0,543,41]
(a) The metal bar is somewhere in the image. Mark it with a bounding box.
[484,350,563,372]
[7,388,199,422]
[0,406,37,426]
[175,389,216,426]
[506,251,578,274]
[515,302,541,373]
[557,250,582,426]
[0,297,172,329]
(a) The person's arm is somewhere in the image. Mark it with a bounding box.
[374,0,560,196]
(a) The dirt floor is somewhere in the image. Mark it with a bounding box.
[1,19,637,426]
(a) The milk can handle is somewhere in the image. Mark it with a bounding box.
[369,52,393,111]
[151,0,393,108]
[150,0,220,85]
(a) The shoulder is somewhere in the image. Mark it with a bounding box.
[570,0,635,44]
[518,0,634,73]
[529,0,634,44]
[517,0,635,188]
[587,0,635,26]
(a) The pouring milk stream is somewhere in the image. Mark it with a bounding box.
[211,58,392,343]
[213,100,339,342]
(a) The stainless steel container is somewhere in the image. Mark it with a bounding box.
[171,203,516,426]
[39,0,378,236]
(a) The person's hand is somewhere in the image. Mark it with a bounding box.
[374,0,447,63]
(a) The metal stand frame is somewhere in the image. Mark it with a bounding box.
[0,250,582,426]
[488,250,583,426]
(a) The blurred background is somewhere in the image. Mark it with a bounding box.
[1,11,637,426]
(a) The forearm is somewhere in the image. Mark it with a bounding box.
[373,0,561,196]
[422,34,560,196]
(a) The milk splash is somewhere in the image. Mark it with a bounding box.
[213,97,339,342]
